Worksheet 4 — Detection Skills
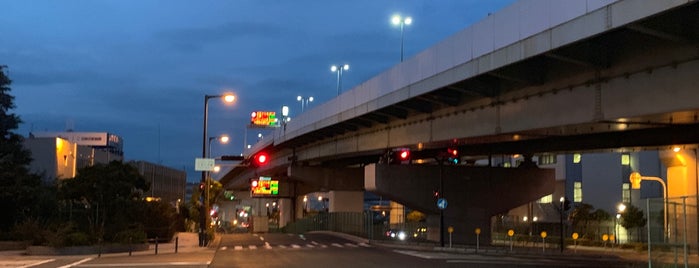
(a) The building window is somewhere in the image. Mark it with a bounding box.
[539,154,556,165]
[573,153,581,164]
[622,183,630,203]
[621,154,630,165]
[537,194,552,204]
[574,182,583,202]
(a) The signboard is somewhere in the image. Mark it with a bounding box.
[251,176,279,196]
[437,198,448,210]
[250,111,279,128]
[195,158,215,171]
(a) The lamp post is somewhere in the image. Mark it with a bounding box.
[200,93,235,247]
[615,203,626,245]
[297,96,314,112]
[629,171,668,241]
[391,14,412,62]
[330,64,349,96]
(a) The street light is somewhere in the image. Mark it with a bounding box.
[391,14,412,62]
[200,93,235,247]
[330,64,349,96]
[629,171,668,241]
[208,135,230,158]
[297,96,314,113]
[616,203,626,245]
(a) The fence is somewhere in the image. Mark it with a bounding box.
[646,195,698,267]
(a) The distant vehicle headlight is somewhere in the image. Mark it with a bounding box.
[397,231,407,240]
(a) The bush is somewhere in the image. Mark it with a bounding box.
[112,229,147,244]
[64,232,91,246]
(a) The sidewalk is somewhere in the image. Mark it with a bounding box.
[319,231,699,267]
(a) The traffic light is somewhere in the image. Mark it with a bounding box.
[252,152,269,167]
[391,149,411,164]
[563,199,572,211]
[199,182,205,192]
[447,147,460,164]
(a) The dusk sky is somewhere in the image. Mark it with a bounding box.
[2,1,515,182]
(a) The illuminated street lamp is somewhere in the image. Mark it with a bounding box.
[391,14,412,62]
[616,203,626,245]
[200,93,235,247]
[297,96,314,112]
[629,171,668,240]
[330,64,349,96]
[208,135,230,158]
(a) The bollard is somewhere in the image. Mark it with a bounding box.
[98,238,102,258]
[129,236,132,256]
[155,237,159,255]
[175,237,179,253]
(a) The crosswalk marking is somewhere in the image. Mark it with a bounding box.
[223,242,367,251]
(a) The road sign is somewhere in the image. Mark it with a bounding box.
[437,198,448,210]
[194,158,215,171]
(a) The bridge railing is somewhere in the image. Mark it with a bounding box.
[281,211,429,242]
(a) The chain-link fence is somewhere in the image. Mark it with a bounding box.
[645,196,698,267]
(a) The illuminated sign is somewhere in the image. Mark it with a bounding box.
[251,176,279,196]
[250,111,279,127]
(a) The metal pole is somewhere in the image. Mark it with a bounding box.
[647,198,652,268]
[336,70,341,96]
[560,201,564,252]
[200,95,211,247]
[399,22,405,62]
[439,161,444,247]
[682,197,688,268]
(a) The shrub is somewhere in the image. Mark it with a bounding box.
[112,229,147,244]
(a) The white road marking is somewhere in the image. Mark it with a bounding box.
[17,259,55,268]
[358,243,371,247]
[58,257,93,268]
[291,244,301,249]
[331,243,343,248]
[234,245,243,250]
[249,245,257,250]
[306,244,314,248]
[344,243,358,248]
[264,242,272,249]
[259,236,265,241]
[72,262,211,267]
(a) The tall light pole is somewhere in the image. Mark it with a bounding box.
[200,93,235,247]
[391,14,412,62]
[330,64,349,96]
[297,96,314,112]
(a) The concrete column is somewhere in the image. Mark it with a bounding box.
[295,195,308,219]
[328,191,363,212]
[278,198,292,228]
[389,201,405,226]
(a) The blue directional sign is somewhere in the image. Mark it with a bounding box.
[437,198,448,210]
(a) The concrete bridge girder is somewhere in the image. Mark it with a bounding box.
[293,58,699,164]
[365,164,555,245]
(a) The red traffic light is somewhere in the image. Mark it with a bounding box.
[399,150,410,160]
[253,152,269,166]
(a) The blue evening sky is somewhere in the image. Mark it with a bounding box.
[1,1,515,182]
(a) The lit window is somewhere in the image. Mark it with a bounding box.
[621,154,630,165]
[574,182,583,202]
[573,154,581,163]
[622,183,630,203]
[537,194,552,204]
[503,162,511,168]
[539,154,556,165]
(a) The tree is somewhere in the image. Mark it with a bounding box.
[569,203,594,237]
[0,66,46,232]
[619,203,646,242]
[60,161,149,242]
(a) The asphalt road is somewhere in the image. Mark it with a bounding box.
[0,232,647,268]
[209,233,642,268]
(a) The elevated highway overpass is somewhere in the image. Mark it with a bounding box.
[220,0,699,244]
